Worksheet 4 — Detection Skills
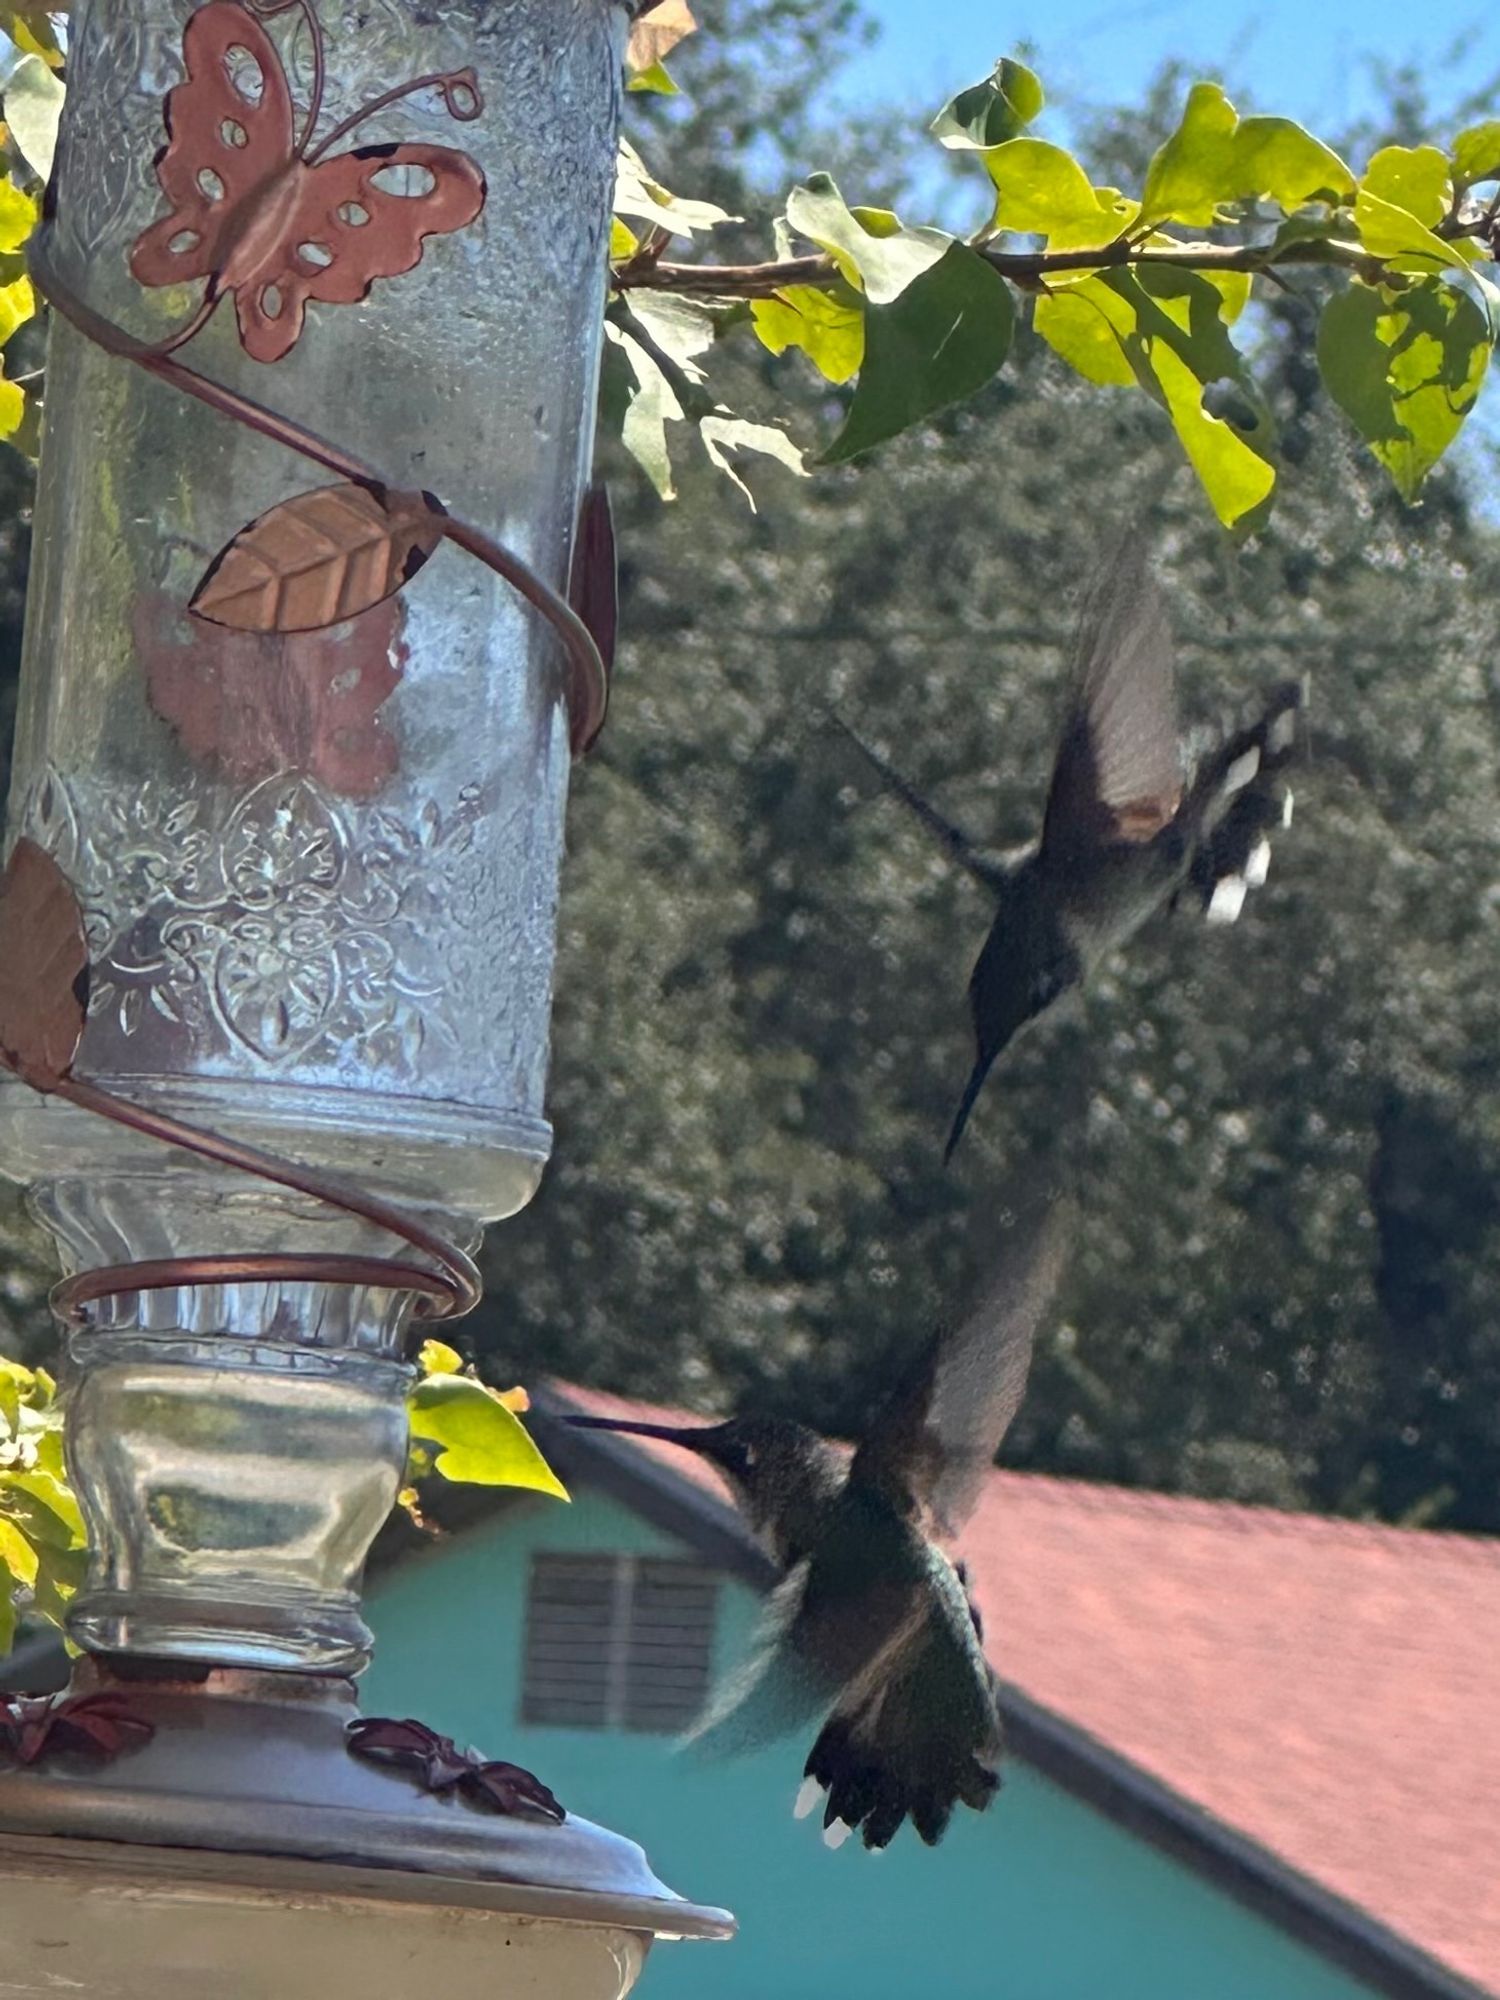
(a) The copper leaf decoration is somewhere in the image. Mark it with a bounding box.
[568,483,618,691]
[191,482,447,635]
[0,1692,154,1766]
[347,1715,565,1822]
[0,838,89,1090]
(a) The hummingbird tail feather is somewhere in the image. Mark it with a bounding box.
[1181,680,1302,924]
[802,1705,1001,1852]
[830,711,1001,891]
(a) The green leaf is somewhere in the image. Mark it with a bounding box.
[0,1575,15,1655]
[699,416,806,507]
[1453,120,1500,187]
[1038,266,1277,532]
[614,138,737,239]
[1,1470,84,1547]
[0,271,30,348]
[1033,285,1137,386]
[1141,82,1353,227]
[1353,148,1469,273]
[626,60,679,96]
[750,284,864,384]
[930,60,1043,151]
[418,1339,463,1376]
[823,243,1014,464]
[1362,146,1449,227]
[627,294,717,383]
[784,175,947,304]
[1318,279,1490,502]
[604,321,682,499]
[30,1541,86,1629]
[0,1514,38,1587]
[408,1377,569,1497]
[0,177,33,255]
[1,52,63,183]
[985,139,1134,250]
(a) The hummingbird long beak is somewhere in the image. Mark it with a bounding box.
[562,1414,717,1450]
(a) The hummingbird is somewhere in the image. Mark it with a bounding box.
[836,533,1302,1160]
[564,1200,1067,1851]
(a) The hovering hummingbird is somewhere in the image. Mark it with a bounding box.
[836,534,1303,1160]
[564,1201,1067,1851]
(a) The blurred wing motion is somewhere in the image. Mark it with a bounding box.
[850,1196,1071,1539]
[1042,532,1183,857]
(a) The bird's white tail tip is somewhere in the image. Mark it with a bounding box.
[822,1818,854,1850]
[794,1777,824,1822]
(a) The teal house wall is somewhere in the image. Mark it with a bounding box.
[363,1483,1378,2000]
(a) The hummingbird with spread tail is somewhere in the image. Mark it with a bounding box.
[565,1200,1067,1851]
[837,534,1303,1160]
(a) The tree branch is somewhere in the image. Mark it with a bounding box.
[611,228,1476,300]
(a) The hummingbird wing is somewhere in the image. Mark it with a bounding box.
[684,1509,929,1760]
[1041,533,1182,857]
[849,1198,1069,1540]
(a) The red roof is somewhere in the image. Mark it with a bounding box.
[554,1381,1500,1995]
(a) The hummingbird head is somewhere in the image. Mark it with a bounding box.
[562,1411,840,1548]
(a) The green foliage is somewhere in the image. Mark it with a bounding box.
[0,1361,85,1652]
[608,48,1500,524]
[403,1345,568,1503]
[1318,280,1490,501]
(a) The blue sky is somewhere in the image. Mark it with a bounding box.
[843,2,1498,141]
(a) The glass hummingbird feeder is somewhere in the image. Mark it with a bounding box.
[0,0,732,1988]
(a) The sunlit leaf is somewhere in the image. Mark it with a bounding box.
[1318,278,1489,502]
[2,1468,84,1546]
[418,1339,463,1377]
[627,294,717,381]
[784,175,947,303]
[0,271,30,348]
[751,284,865,384]
[627,62,679,96]
[408,1377,568,1497]
[0,178,33,254]
[0,1574,15,1654]
[0,51,61,181]
[1354,150,1472,274]
[615,138,736,239]
[0,1514,38,1587]
[610,217,639,261]
[930,60,1043,151]
[984,139,1135,251]
[1362,145,1449,226]
[699,416,807,507]
[1141,82,1353,226]
[824,243,1014,464]
[604,320,682,499]
[1452,120,1500,188]
[1033,284,1137,385]
[1038,266,1277,531]
[2,7,63,67]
